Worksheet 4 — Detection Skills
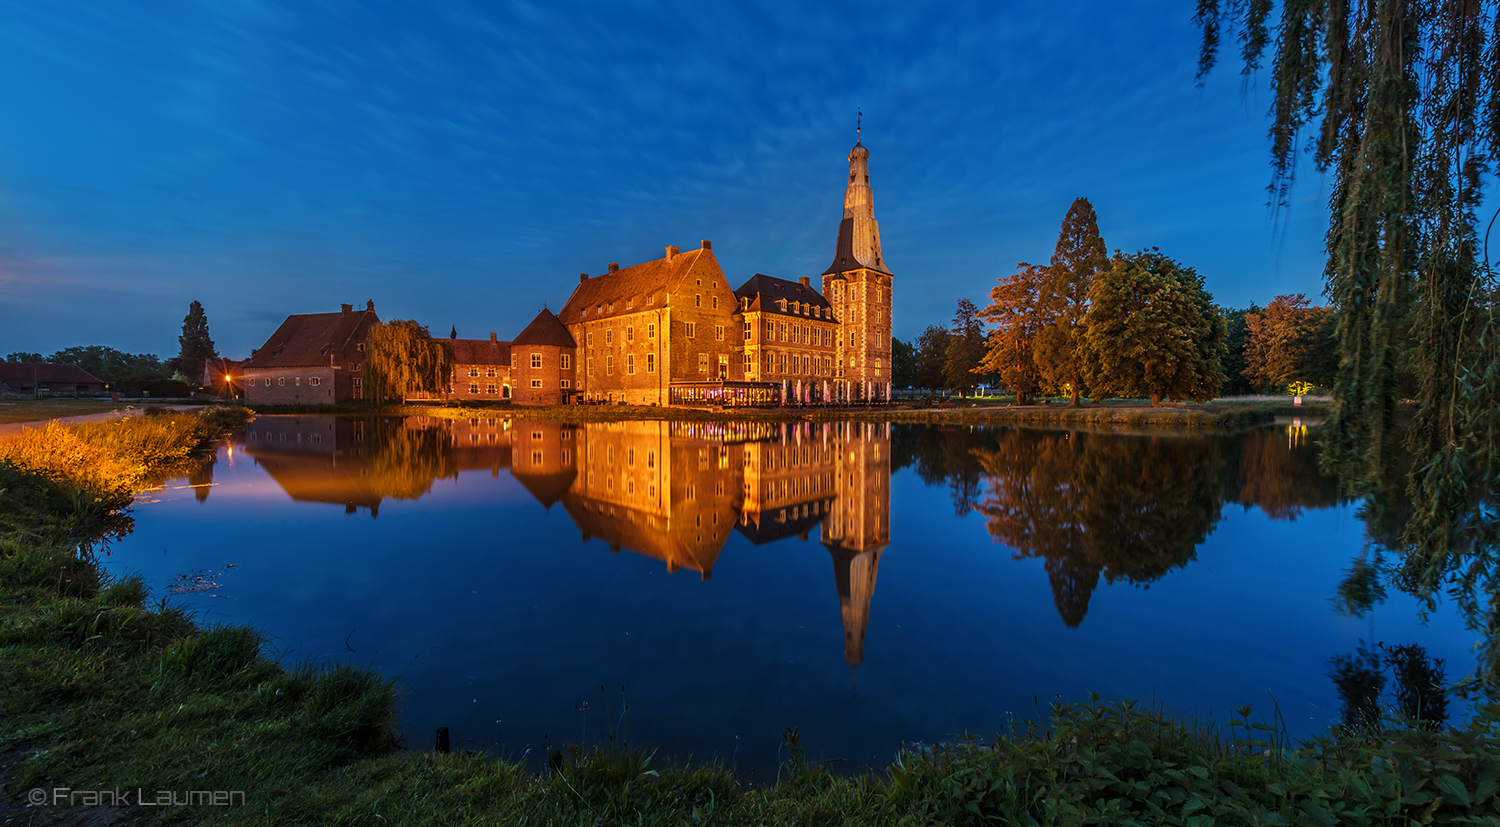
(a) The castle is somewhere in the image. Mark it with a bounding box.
[243,139,896,407]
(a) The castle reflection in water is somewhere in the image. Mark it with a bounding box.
[238,415,890,670]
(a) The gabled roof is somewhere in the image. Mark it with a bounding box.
[512,308,577,348]
[556,247,718,325]
[0,362,105,386]
[733,274,837,320]
[448,338,512,365]
[243,307,379,369]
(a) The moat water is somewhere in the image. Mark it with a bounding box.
[100,415,1476,778]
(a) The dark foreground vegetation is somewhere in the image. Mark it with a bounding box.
[3,411,1499,825]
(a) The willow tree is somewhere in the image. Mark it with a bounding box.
[1035,197,1108,406]
[362,320,453,404]
[1196,2,1500,692]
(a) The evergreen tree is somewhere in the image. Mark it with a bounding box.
[362,319,454,403]
[177,300,217,385]
[976,262,1046,405]
[1219,305,1259,395]
[944,298,985,397]
[914,325,952,395]
[1035,197,1108,406]
[1082,249,1226,406]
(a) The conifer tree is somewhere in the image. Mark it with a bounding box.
[944,298,986,397]
[915,325,952,395]
[1082,249,1226,406]
[976,263,1047,405]
[177,301,217,386]
[1035,197,1108,406]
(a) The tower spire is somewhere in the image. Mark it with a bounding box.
[857,108,861,138]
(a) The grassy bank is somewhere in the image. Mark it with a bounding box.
[5,410,1500,824]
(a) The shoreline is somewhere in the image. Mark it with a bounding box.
[4,408,1492,826]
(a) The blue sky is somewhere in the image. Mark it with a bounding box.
[0,1,1330,358]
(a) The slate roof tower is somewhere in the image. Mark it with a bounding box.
[823,129,894,402]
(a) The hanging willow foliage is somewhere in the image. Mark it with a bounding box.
[362,320,454,404]
[1196,0,1500,694]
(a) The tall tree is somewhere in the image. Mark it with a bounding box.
[6,352,44,362]
[891,337,918,390]
[1196,5,1500,691]
[976,262,1047,405]
[1219,304,1259,395]
[944,298,985,397]
[362,320,454,404]
[1082,249,1226,406]
[1035,197,1108,406]
[914,325,952,395]
[177,300,217,385]
[1244,294,1333,390]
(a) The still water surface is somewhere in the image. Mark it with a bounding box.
[102,416,1473,778]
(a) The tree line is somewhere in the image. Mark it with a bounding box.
[5,301,220,396]
[892,198,1339,404]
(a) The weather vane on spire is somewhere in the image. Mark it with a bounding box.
[857,108,862,137]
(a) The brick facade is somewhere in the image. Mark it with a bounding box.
[242,302,378,406]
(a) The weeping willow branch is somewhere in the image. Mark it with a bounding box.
[1197,0,1500,696]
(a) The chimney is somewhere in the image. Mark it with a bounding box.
[665,245,680,261]
[701,240,712,250]
[490,332,497,342]
[608,262,619,274]
[366,300,375,312]
[580,273,589,283]
[341,303,353,315]
[799,276,811,288]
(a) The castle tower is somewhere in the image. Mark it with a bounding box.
[823,136,894,402]
[822,421,892,672]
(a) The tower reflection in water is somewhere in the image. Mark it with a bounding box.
[239,416,891,671]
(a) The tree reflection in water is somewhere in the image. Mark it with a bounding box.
[970,429,1223,627]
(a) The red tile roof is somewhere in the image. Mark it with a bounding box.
[556,248,717,325]
[243,307,379,369]
[512,308,576,348]
[733,273,837,320]
[0,362,105,386]
[448,338,512,365]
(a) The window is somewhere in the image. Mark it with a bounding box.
[349,362,357,371]
[560,354,571,370]
[310,377,321,387]
[561,378,570,388]
[626,326,634,342]
[502,385,510,398]
[587,332,594,347]
[356,343,365,353]
[469,383,479,393]
[606,355,614,375]
[352,378,363,399]
[715,325,723,341]
[778,354,786,372]
[587,358,594,376]
[486,383,496,394]
[743,352,753,371]
[627,354,635,374]
[628,447,636,467]
[764,320,774,339]
[685,322,696,338]
[743,322,752,341]
[778,322,786,341]
[648,323,655,339]
[718,354,728,378]
[264,378,271,386]
[487,367,496,377]
[531,353,542,369]
[606,329,613,345]
[530,379,542,388]
[277,377,285,386]
[532,451,542,464]
[698,353,708,373]
[469,368,479,377]
[607,445,614,464]
[695,293,701,307]
[712,295,718,310]
[646,353,655,373]
[561,449,571,464]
